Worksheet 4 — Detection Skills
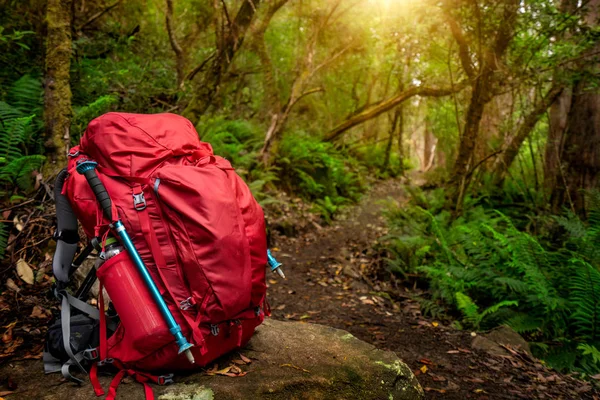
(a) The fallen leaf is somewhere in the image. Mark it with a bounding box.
[280,363,310,373]
[275,304,286,310]
[239,354,252,364]
[16,259,34,285]
[420,365,428,374]
[432,321,439,327]
[474,389,486,394]
[419,358,434,365]
[424,388,446,394]
[446,350,460,354]
[206,365,232,376]
[5,279,20,293]
[299,314,311,320]
[12,216,23,232]
[222,372,248,377]
[30,306,48,319]
[590,373,600,380]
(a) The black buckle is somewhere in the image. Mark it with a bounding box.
[97,358,114,366]
[158,374,174,385]
[133,193,147,211]
[53,229,80,244]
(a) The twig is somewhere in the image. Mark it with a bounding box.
[0,199,36,213]
[78,0,122,30]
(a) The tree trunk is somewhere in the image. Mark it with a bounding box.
[445,0,519,212]
[493,85,563,186]
[549,0,600,213]
[551,80,600,213]
[183,0,262,122]
[544,88,572,193]
[383,108,400,172]
[423,119,433,171]
[44,0,73,176]
[397,106,405,174]
[165,0,185,87]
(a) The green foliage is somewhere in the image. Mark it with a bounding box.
[275,133,365,221]
[71,95,118,142]
[277,133,364,200]
[382,188,600,375]
[455,292,518,329]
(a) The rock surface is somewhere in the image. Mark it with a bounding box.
[0,319,423,399]
[472,325,532,357]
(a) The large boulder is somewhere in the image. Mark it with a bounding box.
[0,319,422,399]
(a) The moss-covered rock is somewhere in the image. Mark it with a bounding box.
[0,319,423,399]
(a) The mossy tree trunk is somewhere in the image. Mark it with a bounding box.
[548,0,600,214]
[44,0,73,176]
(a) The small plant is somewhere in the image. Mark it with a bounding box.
[382,188,600,375]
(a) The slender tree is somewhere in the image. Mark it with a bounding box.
[445,0,520,212]
[184,0,263,122]
[44,0,73,175]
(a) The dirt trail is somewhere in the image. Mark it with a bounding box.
[268,179,595,400]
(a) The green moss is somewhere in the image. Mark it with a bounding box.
[158,385,214,400]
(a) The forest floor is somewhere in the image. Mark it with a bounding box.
[267,177,598,400]
[0,178,598,399]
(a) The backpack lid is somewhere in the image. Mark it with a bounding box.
[81,112,206,177]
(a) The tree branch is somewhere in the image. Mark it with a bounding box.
[165,0,185,86]
[78,0,122,30]
[324,81,468,142]
[446,15,475,79]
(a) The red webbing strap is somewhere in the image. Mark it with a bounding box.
[135,186,205,348]
[89,363,104,397]
[143,381,154,400]
[263,297,271,317]
[104,366,158,400]
[105,369,127,400]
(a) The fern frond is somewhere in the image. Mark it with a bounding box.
[0,154,45,192]
[569,258,600,341]
[7,74,42,115]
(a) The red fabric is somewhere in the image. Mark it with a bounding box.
[98,282,107,361]
[89,363,104,397]
[64,113,267,373]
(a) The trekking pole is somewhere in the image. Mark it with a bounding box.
[76,160,195,364]
[267,249,285,279]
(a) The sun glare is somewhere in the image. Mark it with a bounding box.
[368,0,414,7]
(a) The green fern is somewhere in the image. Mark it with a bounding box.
[570,259,600,341]
[7,74,43,115]
[455,292,518,329]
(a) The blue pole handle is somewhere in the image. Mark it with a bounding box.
[76,160,195,363]
[267,249,286,279]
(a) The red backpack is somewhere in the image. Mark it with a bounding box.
[46,113,269,397]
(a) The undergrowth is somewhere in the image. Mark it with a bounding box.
[382,187,600,377]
